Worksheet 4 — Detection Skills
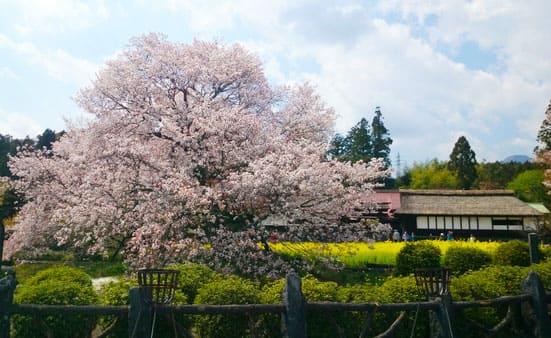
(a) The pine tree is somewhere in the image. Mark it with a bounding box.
[35,129,57,150]
[448,136,478,189]
[345,118,372,162]
[327,133,349,159]
[329,107,393,166]
[371,106,393,167]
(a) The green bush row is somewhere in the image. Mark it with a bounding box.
[13,260,551,338]
[394,239,541,277]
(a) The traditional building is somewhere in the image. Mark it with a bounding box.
[372,189,548,240]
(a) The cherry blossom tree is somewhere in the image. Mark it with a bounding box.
[537,100,551,193]
[7,34,390,277]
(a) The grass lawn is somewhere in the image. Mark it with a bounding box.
[14,259,125,284]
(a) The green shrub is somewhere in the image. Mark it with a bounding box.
[96,279,137,338]
[337,283,378,303]
[336,283,385,337]
[14,262,62,285]
[394,241,441,276]
[97,277,188,338]
[540,244,551,261]
[494,240,531,266]
[25,265,93,287]
[452,265,527,300]
[12,267,98,338]
[377,275,423,303]
[98,279,137,306]
[444,246,492,275]
[194,276,261,338]
[300,276,344,338]
[168,263,222,303]
[371,276,427,338]
[258,278,286,338]
[261,276,370,338]
[260,278,286,304]
[450,265,527,338]
[529,260,551,290]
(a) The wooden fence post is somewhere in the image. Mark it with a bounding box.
[282,272,307,338]
[521,271,551,338]
[432,294,457,338]
[128,287,153,338]
[528,233,540,264]
[0,268,16,338]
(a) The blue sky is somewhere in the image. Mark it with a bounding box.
[1,0,550,169]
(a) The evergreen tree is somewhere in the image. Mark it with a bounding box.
[448,136,478,189]
[35,128,57,150]
[345,117,372,162]
[371,106,393,167]
[327,133,349,159]
[0,134,11,177]
[0,134,33,177]
[329,107,393,166]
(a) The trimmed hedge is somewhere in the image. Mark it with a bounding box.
[12,266,98,338]
[97,277,188,338]
[168,263,222,303]
[24,265,93,287]
[444,246,492,275]
[394,241,441,276]
[194,276,262,338]
[300,276,342,338]
[450,265,528,338]
[493,240,531,267]
[97,279,136,338]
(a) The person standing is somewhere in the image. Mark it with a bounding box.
[392,229,400,242]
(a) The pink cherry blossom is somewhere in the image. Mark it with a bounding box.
[7,34,390,277]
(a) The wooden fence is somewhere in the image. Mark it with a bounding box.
[1,269,551,338]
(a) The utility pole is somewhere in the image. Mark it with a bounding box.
[396,152,401,179]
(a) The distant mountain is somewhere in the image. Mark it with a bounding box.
[502,154,532,163]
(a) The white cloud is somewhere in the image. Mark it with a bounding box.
[380,1,551,82]
[286,6,550,162]
[0,107,43,138]
[1,0,550,163]
[155,0,285,35]
[3,0,110,36]
[0,34,98,86]
[0,67,20,81]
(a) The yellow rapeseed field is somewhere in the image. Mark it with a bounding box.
[268,240,502,267]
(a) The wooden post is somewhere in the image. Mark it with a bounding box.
[0,268,16,338]
[428,294,457,338]
[129,287,153,338]
[435,294,456,338]
[521,271,551,338]
[282,273,307,338]
[528,233,540,264]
